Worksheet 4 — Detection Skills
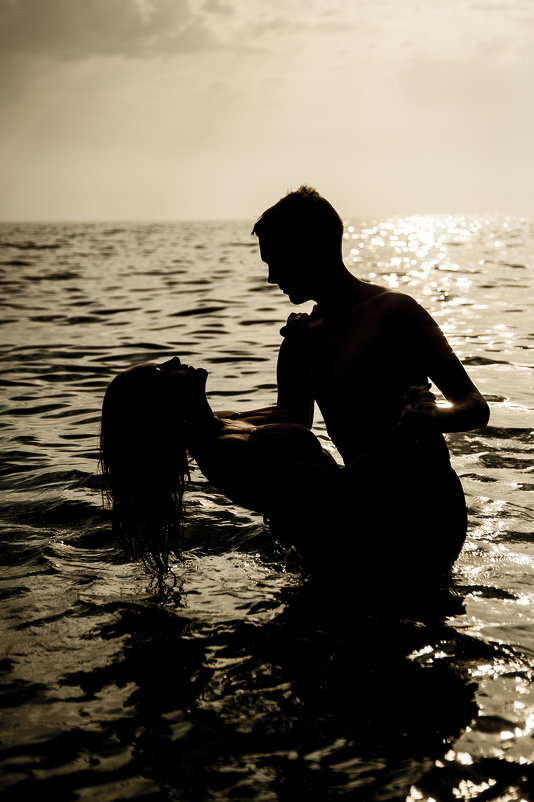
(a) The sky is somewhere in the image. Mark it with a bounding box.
[1,0,533,221]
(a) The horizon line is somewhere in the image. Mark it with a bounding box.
[0,210,530,225]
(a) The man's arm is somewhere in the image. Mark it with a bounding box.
[400,383,489,434]
[212,407,302,425]
[402,296,489,432]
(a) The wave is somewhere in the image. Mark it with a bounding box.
[0,216,533,800]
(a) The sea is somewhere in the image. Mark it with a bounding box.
[0,215,532,801]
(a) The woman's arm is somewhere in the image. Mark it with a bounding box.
[215,312,314,429]
[276,315,314,428]
[215,315,314,429]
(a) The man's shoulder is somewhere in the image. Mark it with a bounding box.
[376,289,441,339]
[351,287,433,338]
[356,284,422,315]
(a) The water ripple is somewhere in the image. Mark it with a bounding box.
[0,216,533,800]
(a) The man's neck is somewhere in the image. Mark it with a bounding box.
[314,263,365,314]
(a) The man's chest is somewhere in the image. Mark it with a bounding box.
[304,313,395,387]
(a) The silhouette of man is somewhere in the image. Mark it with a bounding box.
[252,186,489,572]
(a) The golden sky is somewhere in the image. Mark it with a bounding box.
[1,0,533,221]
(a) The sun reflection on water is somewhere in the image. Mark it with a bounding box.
[0,215,532,800]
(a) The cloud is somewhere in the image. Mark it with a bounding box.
[202,0,234,14]
[0,0,215,60]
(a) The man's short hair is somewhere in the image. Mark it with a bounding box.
[252,186,344,253]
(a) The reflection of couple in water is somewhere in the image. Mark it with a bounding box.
[100,187,489,581]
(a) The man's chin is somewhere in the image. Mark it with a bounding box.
[286,291,310,305]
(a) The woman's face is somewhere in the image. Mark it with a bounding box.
[120,357,208,416]
[156,356,208,394]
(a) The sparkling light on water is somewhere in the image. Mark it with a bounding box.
[0,215,533,800]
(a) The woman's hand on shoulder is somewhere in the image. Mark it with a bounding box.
[280,311,310,338]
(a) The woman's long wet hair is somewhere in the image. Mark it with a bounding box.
[100,365,189,575]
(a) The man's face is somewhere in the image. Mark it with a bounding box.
[259,237,317,305]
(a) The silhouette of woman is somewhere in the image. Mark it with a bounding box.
[100,356,340,573]
[100,355,470,582]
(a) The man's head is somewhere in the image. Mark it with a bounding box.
[252,186,344,304]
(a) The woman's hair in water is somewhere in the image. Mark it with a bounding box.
[100,364,189,575]
[252,185,344,254]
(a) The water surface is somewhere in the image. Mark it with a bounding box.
[0,216,533,800]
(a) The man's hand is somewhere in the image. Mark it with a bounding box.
[399,384,438,432]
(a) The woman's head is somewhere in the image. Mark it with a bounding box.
[100,357,206,574]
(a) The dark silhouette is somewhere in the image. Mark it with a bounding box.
[100,341,486,584]
[251,186,490,575]
[100,357,340,572]
[100,186,488,581]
